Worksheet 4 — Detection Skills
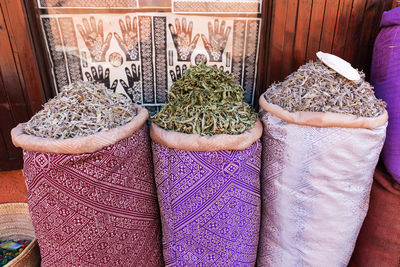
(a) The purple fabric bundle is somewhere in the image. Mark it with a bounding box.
[152,141,261,266]
[371,7,400,183]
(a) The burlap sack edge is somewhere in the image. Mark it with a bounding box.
[10,104,148,155]
[150,119,263,152]
[259,92,388,129]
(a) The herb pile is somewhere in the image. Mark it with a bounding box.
[152,63,258,136]
[265,61,386,117]
[25,81,136,139]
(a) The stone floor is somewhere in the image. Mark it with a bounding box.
[0,170,27,204]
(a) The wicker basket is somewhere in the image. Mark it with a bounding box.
[0,203,40,267]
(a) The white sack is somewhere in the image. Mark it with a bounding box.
[257,95,387,267]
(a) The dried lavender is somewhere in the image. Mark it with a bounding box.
[265,61,386,117]
[24,81,136,139]
[152,63,258,136]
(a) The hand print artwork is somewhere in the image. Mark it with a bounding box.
[114,16,139,61]
[77,16,112,62]
[42,13,260,107]
[169,18,200,61]
[120,63,142,103]
[169,64,187,82]
[85,65,118,92]
[202,19,231,62]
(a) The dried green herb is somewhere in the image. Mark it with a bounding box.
[265,60,386,117]
[24,81,136,139]
[152,63,258,136]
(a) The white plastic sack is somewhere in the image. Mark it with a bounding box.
[257,95,388,267]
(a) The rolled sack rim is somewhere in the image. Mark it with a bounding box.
[11,104,148,155]
[150,119,263,152]
[259,92,388,129]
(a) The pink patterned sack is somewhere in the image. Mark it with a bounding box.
[150,122,263,266]
[11,106,163,266]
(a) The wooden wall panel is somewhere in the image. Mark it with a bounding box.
[320,0,340,52]
[264,0,395,89]
[2,0,45,114]
[281,0,298,76]
[332,0,353,56]
[306,0,326,61]
[0,0,45,170]
[268,0,288,87]
[343,0,367,62]
[293,0,313,70]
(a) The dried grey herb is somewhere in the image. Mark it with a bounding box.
[265,60,386,117]
[152,63,258,136]
[24,81,136,139]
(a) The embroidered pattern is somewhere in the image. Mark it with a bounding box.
[38,0,138,8]
[23,126,163,266]
[231,20,246,86]
[257,110,386,266]
[257,113,287,265]
[242,20,260,105]
[41,17,69,93]
[139,16,155,104]
[172,0,261,14]
[153,17,168,104]
[153,141,262,266]
[58,17,83,83]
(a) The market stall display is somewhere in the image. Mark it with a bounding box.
[151,64,262,266]
[11,82,163,266]
[257,54,388,266]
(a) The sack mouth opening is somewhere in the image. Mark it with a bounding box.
[150,120,262,152]
[11,104,148,155]
[259,92,388,130]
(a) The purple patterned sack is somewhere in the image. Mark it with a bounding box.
[371,7,400,183]
[152,139,262,266]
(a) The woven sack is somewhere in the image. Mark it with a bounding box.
[371,7,400,184]
[150,120,263,266]
[257,94,388,266]
[350,164,400,267]
[11,105,163,266]
[0,202,40,267]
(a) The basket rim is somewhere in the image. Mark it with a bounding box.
[0,202,30,215]
[4,238,38,267]
[0,202,39,267]
[0,202,34,239]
